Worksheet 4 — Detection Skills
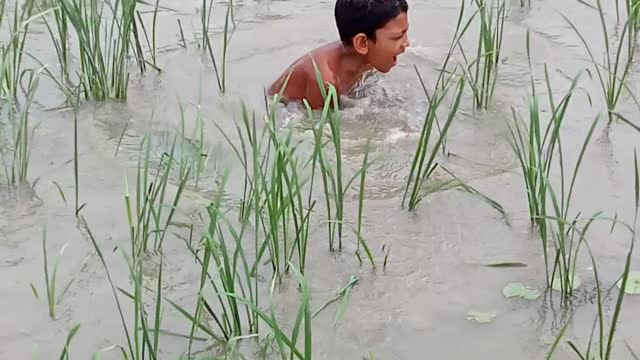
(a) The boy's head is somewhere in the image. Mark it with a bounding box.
[335,0,410,73]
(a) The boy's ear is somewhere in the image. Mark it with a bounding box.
[352,33,369,55]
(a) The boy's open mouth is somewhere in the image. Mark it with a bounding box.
[393,55,398,63]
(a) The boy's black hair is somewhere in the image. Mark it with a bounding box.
[334,0,408,45]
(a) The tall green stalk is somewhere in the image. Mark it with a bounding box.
[43,2,71,86]
[509,60,600,296]
[124,133,191,256]
[7,69,40,185]
[546,150,639,359]
[57,0,140,100]
[73,111,82,215]
[0,0,5,25]
[183,168,230,356]
[403,74,465,211]
[565,0,636,123]
[459,0,505,109]
[30,226,67,320]
[305,69,347,251]
[625,0,640,41]
[202,0,233,93]
[0,0,35,101]
[82,216,163,360]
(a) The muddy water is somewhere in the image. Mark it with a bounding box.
[2,0,640,358]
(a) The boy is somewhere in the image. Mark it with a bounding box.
[267,0,410,109]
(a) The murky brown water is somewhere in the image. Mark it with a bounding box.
[2,0,640,358]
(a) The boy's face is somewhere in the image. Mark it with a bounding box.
[366,12,410,73]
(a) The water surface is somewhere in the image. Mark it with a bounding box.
[1,0,640,359]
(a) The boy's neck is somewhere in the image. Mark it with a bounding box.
[335,42,368,76]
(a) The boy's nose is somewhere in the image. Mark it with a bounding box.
[403,34,410,48]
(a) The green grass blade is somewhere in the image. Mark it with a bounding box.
[546,317,573,359]
[333,275,358,328]
[81,217,135,358]
[58,323,81,360]
[165,297,221,341]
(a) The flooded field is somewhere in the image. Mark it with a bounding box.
[1,0,640,359]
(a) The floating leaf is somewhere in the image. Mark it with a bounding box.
[485,262,528,268]
[551,273,582,292]
[502,282,541,300]
[616,272,640,295]
[465,311,496,323]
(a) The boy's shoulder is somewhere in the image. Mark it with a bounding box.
[268,42,341,107]
[294,43,339,80]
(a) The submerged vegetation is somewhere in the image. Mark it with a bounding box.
[1,0,639,358]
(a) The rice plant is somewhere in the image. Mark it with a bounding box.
[29,226,69,320]
[120,250,164,360]
[355,129,376,266]
[42,1,71,85]
[133,0,161,69]
[546,150,639,359]
[72,110,86,215]
[312,275,359,328]
[82,216,164,360]
[508,33,579,284]
[623,0,640,39]
[252,266,312,360]
[0,5,43,186]
[508,62,600,297]
[262,115,315,277]
[177,101,216,190]
[508,68,578,225]
[168,157,312,355]
[169,95,316,346]
[459,0,505,110]
[428,0,477,152]
[124,133,191,256]
[177,19,187,48]
[58,324,81,360]
[217,265,312,360]
[207,106,271,349]
[167,168,260,355]
[220,104,269,292]
[304,86,343,252]
[202,0,234,93]
[0,0,5,25]
[229,102,315,280]
[4,69,41,186]
[151,0,160,68]
[565,0,636,123]
[56,0,141,100]
[402,73,465,211]
[0,0,35,101]
[83,188,314,360]
[304,67,376,255]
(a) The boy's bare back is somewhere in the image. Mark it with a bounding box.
[267,0,410,109]
[268,42,342,109]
